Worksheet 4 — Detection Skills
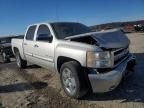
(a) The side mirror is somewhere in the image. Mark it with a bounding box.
[47,36,53,42]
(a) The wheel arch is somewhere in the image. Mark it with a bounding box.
[57,56,82,73]
[13,47,19,55]
[13,47,25,60]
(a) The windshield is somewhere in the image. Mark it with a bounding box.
[51,22,91,39]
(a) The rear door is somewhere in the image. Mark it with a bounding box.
[23,25,37,63]
[33,24,55,71]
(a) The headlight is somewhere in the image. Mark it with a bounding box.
[87,51,113,68]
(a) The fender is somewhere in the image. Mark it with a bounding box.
[55,44,87,72]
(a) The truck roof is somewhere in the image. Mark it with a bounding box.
[28,22,82,26]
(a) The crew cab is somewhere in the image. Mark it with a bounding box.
[12,22,136,98]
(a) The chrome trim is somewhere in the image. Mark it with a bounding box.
[111,47,129,67]
[24,52,32,56]
[110,51,114,68]
[113,48,129,61]
[113,53,132,68]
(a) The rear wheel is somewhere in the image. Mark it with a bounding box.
[60,61,89,98]
[15,51,27,68]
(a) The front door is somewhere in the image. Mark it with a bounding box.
[33,24,55,71]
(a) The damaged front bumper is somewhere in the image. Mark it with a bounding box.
[88,54,136,93]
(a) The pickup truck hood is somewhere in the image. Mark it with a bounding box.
[65,29,130,49]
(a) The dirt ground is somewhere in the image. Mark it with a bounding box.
[0,33,144,108]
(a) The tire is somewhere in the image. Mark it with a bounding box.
[15,51,27,68]
[60,61,89,98]
[1,52,10,63]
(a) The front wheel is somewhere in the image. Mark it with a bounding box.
[15,51,27,68]
[60,61,89,98]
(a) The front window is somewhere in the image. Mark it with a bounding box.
[51,22,91,39]
[36,24,52,42]
[25,26,36,41]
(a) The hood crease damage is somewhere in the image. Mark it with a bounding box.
[65,29,130,49]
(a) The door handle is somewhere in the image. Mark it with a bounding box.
[24,43,27,45]
[34,44,39,47]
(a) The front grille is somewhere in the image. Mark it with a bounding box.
[113,47,129,65]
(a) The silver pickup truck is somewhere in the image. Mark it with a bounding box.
[12,22,136,98]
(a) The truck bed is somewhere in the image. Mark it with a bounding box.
[11,38,25,59]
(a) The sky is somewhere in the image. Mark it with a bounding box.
[0,0,144,36]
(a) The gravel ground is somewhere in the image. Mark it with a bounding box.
[0,33,144,108]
